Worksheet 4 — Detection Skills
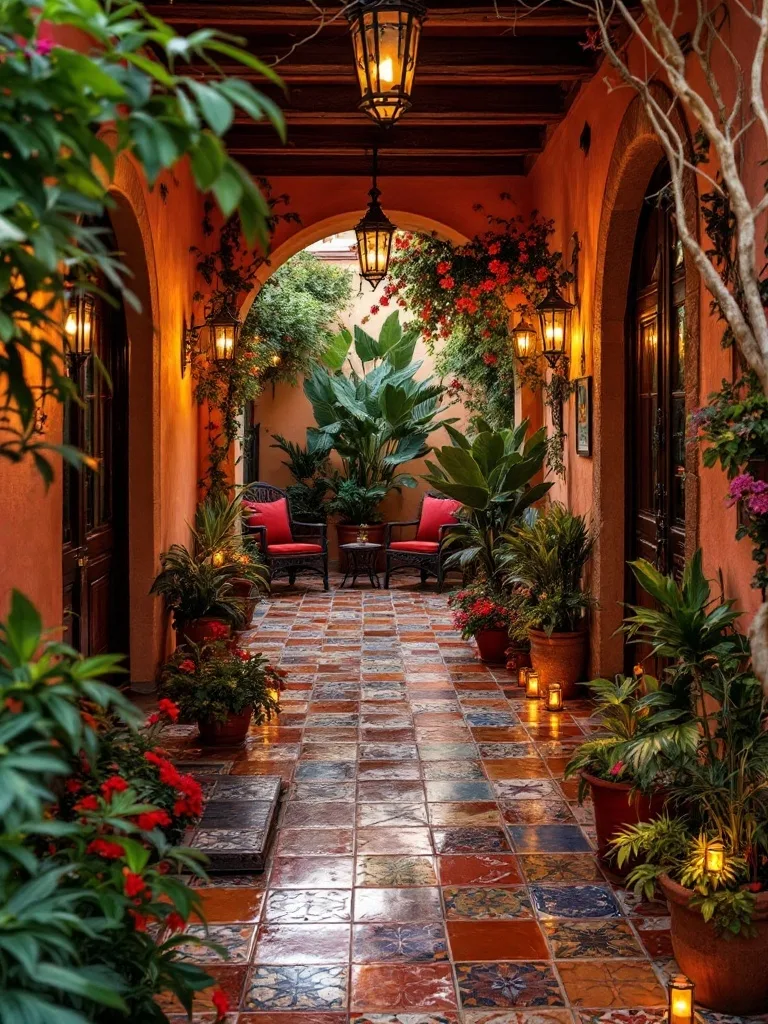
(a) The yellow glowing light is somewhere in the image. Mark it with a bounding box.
[378,56,394,83]
[545,324,564,343]
[546,683,564,712]
[65,309,78,339]
[271,354,282,366]
[518,666,530,689]
[211,550,226,568]
[705,841,725,874]
[668,976,695,1024]
[526,671,540,700]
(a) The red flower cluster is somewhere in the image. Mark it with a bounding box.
[123,869,147,899]
[136,809,172,831]
[208,621,229,640]
[143,750,203,819]
[178,658,195,674]
[436,260,452,275]
[482,353,498,366]
[87,838,125,859]
[439,276,455,290]
[146,698,181,727]
[101,775,129,801]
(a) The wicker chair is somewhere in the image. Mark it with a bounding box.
[384,492,463,592]
[242,483,329,590]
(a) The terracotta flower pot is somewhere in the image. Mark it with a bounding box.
[197,706,253,746]
[178,617,231,648]
[505,644,531,673]
[336,522,386,570]
[583,772,667,877]
[528,628,588,699]
[660,874,768,1014]
[231,576,259,626]
[474,628,510,664]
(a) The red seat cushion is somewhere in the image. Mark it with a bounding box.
[416,494,462,541]
[389,540,440,553]
[243,497,293,545]
[267,543,323,555]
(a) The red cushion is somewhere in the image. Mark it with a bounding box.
[390,540,440,553]
[244,497,292,545]
[267,543,323,555]
[416,495,462,541]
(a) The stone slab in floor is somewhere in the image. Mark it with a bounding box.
[187,775,281,873]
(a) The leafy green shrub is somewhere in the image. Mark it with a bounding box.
[326,479,386,525]
[150,544,249,631]
[160,641,281,725]
[271,431,333,522]
[0,591,223,1023]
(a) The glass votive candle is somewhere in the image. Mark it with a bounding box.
[546,683,564,712]
[525,670,540,699]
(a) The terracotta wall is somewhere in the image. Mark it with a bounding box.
[252,245,474,565]
[525,2,764,673]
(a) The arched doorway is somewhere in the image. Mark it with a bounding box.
[62,217,130,658]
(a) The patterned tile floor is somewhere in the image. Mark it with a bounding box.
[161,578,768,1024]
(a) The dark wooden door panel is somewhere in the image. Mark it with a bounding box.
[626,162,687,673]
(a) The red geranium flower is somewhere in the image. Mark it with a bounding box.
[65,778,83,795]
[87,838,125,859]
[178,658,195,674]
[157,698,180,721]
[212,990,230,1020]
[208,621,229,640]
[439,276,455,290]
[436,260,452,275]
[101,775,129,801]
[487,241,501,255]
[136,809,172,831]
[129,909,150,932]
[482,353,498,366]
[74,795,99,813]
[123,870,147,899]
[535,266,549,283]
[165,911,187,933]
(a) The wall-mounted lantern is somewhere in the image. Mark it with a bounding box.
[509,314,539,365]
[536,282,574,369]
[209,305,241,363]
[64,293,95,366]
[347,0,427,126]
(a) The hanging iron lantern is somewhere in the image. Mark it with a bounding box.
[63,292,95,365]
[355,148,396,288]
[346,0,427,126]
[209,305,241,363]
[509,314,539,365]
[536,282,574,369]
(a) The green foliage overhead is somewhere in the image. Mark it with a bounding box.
[424,417,552,578]
[0,0,284,478]
[243,251,354,386]
[304,312,454,504]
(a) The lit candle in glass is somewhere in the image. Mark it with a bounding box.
[525,671,540,699]
[357,524,369,544]
[546,683,564,712]
[668,975,695,1024]
[518,667,530,689]
[705,840,725,874]
[211,549,226,567]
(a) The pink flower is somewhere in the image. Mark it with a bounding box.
[35,37,54,56]
[609,761,625,777]
[178,658,195,674]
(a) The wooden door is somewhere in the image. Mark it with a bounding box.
[626,164,687,663]
[62,260,130,659]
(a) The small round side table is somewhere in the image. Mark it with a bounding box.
[339,542,382,589]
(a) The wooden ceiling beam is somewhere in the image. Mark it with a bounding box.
[237,154,528,176]
[147,3,598,32]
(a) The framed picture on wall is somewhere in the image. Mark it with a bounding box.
[575,376,592,457]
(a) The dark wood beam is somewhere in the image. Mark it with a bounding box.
[226,123,545,157]
[237,154,528,176]
[148,3,598,32]
[231,83,566,126]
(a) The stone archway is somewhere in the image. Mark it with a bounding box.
[106,155,163,689]
[590,89,700,675]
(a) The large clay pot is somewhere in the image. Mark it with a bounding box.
[474,628,510,664]
[505,644,531,674]
[198,706,253,746]
[528,628,588,699]
[583,772,667,877]
[231,577,259,626]
[178,617,231,648]
[660,874,768,1014]
[336,522,386,570]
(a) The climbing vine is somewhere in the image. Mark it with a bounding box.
[377,199,573,471]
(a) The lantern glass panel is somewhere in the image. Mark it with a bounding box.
[526,671,540,699]
[356,219,394,287]
[546,684,564,712]
[213,323,236,362]
[668,976,695,1024]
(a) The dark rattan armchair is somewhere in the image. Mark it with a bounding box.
[384,492,462,592]
[242,483,329,590]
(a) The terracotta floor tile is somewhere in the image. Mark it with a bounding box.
[482,760,550,780]
[556,961,665,1008]
[350,963,458,1011]
[447,919,549,960]
[277,828,354,857]
[195,887,264,923]
[437,854,523,887]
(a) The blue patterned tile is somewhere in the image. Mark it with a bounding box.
[353,923,448,963]
[530,884,621,918]
[244,965,349,1010]
[507,825,591,852]
[425,781,494,802]
[463,712,519,727]
[295,761,356,780]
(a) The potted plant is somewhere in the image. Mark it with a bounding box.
[448,584,517,663]
[271,430,333,524]
[564,671,696,875]
[502,502,594,698]
[150,543,247,645]
[160,640,281,745]
[327,478,388,561]
[304,312,455,559]
[423,417,553,579]
[611,553,767,1014]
